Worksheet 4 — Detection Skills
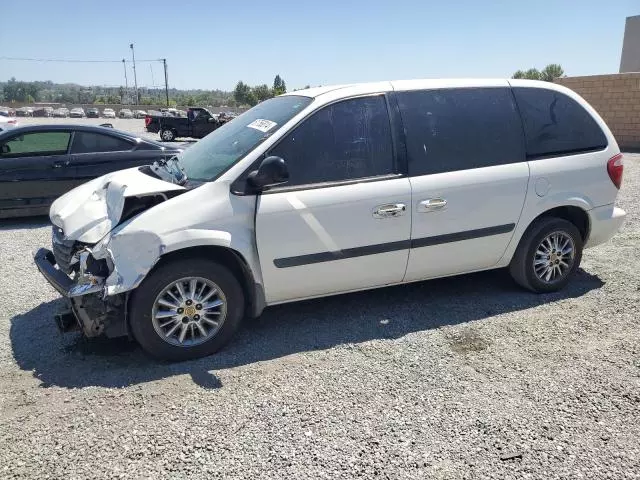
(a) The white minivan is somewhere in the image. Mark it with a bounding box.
[35,79,626,360]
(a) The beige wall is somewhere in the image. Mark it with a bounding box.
[555,73,640,149]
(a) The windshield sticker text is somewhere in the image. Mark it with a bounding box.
[247,119,277,133]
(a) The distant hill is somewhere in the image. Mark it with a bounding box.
[0,78,234,108]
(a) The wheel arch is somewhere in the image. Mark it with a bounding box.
[499,204,590,267]
[149,245,265,319]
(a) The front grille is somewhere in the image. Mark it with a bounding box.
[52,227,78,275]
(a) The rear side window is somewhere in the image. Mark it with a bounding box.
[512,87,607,159]
[269,95,394,186]
[71,132,133,154]
[397,88,525,176]
[1,131,71,157]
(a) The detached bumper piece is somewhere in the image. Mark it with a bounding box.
[33,248,127,338]
[34,248,74,297]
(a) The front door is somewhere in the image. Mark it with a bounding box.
[255,95,411,304]
[0,130,72,215]
[394,86,530,282]
[191,111,215,138]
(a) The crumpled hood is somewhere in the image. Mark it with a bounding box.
[50,167,185,243]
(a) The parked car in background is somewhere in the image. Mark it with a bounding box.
[159,108,181,117]
[53,108,70,118]
[0,124,182,218]
[15,107,34,117]
[102,108,116,119]
[133,109,147,119]
[33,107,54,117]
[0,116,19,133]
[145,107,229,141]
[119,109,133,119]
[69,108,85,118]
[0,107,16,117]
[86,108,100,118]
[33,79,626,361]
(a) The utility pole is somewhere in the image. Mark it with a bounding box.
[122,59,128,104]
[129,43,138,105]
[163,58,169,107]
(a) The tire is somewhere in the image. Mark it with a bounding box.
[160,128,175,142]
[509,217,583,293]
[129,258,245,361]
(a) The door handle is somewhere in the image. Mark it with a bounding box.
[373,203,406,218]
[418,198,447,212]
[52,160,69,168]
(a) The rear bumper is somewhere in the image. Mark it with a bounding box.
[585,205,626,248]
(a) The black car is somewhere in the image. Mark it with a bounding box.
[0,124,182,218]
[86,107,100,118]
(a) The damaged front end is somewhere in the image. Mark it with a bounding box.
[34,245,129,338]
[34,166,187,338]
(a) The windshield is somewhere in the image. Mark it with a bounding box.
[177,95,312,181]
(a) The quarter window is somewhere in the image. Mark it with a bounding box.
[1,131,71,157]
[397,88,525,176]
[70,132,133,154]
[512,87,607,158]
[269,95,395,186]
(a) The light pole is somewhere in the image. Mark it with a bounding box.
[122,59,128,104]
[129,43,138,105]
[163,58,169,107]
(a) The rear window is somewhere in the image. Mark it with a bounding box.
[397,87,525,176]
[71,132,133,153]
[512,87,607,159]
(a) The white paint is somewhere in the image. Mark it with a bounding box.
[43,78,625,307]
[49,167,184,243]
[405,162,529,282]
[255,178,412,303]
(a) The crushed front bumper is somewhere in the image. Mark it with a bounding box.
[34,248,127,338]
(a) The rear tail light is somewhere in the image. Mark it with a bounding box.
[144,115,151,127]
[607,153,624,189]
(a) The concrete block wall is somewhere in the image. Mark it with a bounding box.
[555,73,640,149]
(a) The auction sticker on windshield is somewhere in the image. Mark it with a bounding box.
[247,119,277,133]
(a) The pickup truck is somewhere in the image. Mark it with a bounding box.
[144,107,229,141]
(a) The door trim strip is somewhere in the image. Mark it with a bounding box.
[273,223,516,268]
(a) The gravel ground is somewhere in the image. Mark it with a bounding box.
[0,154,638,479]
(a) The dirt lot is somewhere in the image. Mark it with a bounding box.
[0,149,638,479]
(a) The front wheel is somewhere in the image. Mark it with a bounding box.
[160,129,175,142]
[509,217,583,293]
[129,258,245,361]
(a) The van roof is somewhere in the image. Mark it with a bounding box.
[285,79,569,99]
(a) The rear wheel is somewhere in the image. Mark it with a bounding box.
[129,258,245,361]
[160,128,176,142]
[509,217,583,293]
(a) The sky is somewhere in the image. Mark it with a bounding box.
[0,0,637,91]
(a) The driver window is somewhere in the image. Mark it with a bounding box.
[269,95,394,186]
[1,131,71,157]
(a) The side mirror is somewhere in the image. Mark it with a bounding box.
[0,144,10,154]
[247,156,289,190]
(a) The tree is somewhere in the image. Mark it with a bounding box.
[234,81,257,106]
[512,64,565,82]
[540,64,565,82]
[253,84,274,102]
[119,86,125,104]
[273,74,287,95]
